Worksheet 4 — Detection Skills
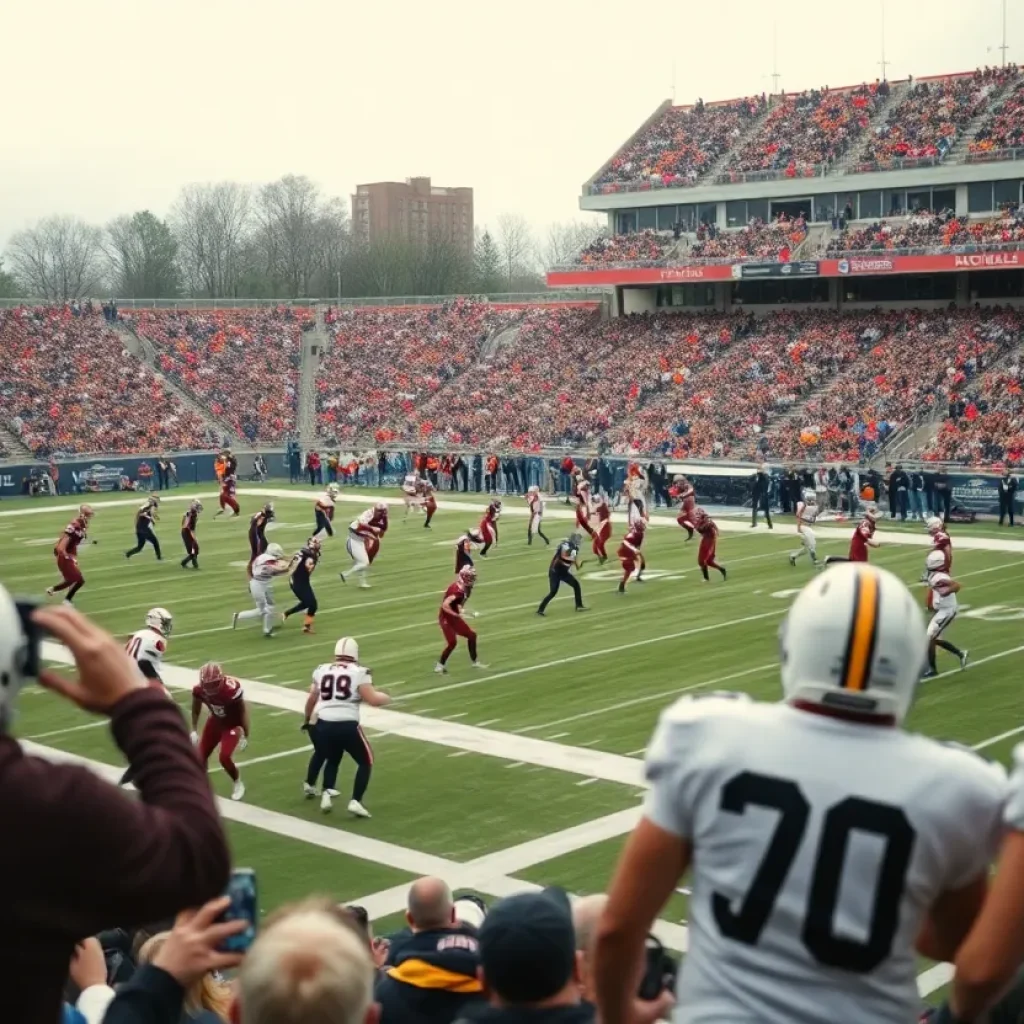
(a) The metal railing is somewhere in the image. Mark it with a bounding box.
[964,145,1024,164]
[713,163,832,186]
[848,151,951,175]
[586,175,703,196]
[826,238,1024,258]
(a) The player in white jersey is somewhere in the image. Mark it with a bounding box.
[231,544,290,637]
[341,509,377,588]
[939,745,1024,1023]
[125,607,173,687]
[526,485,549,545]
[922,549,968,678]
[301,637,392,815]
[592,563,1007,1024]
[788,490,821,569]
[402,471,422,517]
[624,470,648,526]
[313,483,339,542]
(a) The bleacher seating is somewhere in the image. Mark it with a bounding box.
[570,230,677,267]
[127,308,307,443]
[721,85,881,180]
[856,68,1019,170]
[0,306,213,458]
[589,97,764,193]
[827,209,1024,254]
[689,215,807,262]
[968,75,1024,157]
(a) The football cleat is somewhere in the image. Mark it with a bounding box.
[960,649,970,671]
[348,799,371,819]
[321,789,339,813]
[434,662,448,674]
[231,780,246,801]
[472,661,490,670]
[780,563,925,724]
[303,783,317,799]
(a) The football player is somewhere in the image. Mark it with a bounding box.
[418,479,437,529]
[215,456,240,518]
[922,550,968,678]
[537,533,586,616]
[47,504,94,603]
[479,499,501,557]
[591,493,612,563]
[670,475,696,540]
[926,516,953,571]
[402,470,422,518]
[282,537,321,634]
[341,507,383,589]
[624,464,649,526]
[180,499,203,569]
[526,485,549,546]
[617,518,647,593]
[593,563,1008,1024]
[693,507,727,583]
[190,662,249,801]
[125,496,161,562]
[302,636,392,815]
[455,528,484,572]
[233,543,290,637]
[435,566,488,674]
[789,489,820,569]
[824,504,879,565]
[314,484,339,542]
[247,502,274,577]
[574,472,596,539]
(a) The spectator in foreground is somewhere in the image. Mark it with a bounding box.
[137,930,233,1021]
[0,593,231,1024]
[377,877,485,1024]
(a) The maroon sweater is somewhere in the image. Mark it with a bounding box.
[0,687,231,1024]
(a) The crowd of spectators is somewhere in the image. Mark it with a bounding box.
[0,306,214,458]
[688,214,807,262]
[858,67,1019,169]
[827,208,1024,255]
[767,309,1024,462]
[126,308,306,444]
[589,95,765,192]
[722,83,882,180]
[923,346,1024,464]
[569,230,678,266]
[968,73,1024,156]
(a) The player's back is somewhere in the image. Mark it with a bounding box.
[312,661,369,720]
[127,627,166,672]
[647,695,1006,1024]
[251,553,277,581]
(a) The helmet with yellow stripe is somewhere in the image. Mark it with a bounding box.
[779,563,925,725]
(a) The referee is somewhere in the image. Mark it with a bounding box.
[537,532,588,616]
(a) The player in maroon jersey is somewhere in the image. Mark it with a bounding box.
[418,480,437,530]
[180,499,203,569]
[926,516,953,571]
[435,566,488,674]
[365,502,389,563]
[190,662,250,801]
[573,473,596,539]
[616,518,647,593]
[479,499,501,556]
[46,504,94,603]
[216,470,240,517]
[592,494,612,563]
[692,507,727,582]
[669,475,696,540]
[825,506,880,565]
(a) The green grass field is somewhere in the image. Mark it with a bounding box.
[3,482,1023,998]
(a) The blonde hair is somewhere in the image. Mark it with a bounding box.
[239,909,374,1024]
[139,932,233,1020]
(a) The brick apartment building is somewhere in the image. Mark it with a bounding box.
[351,176,474,254]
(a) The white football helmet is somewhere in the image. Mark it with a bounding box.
[528,485,540,495]
[925,550,946,572]
[779,563,925,725]
[327,484,340,498]
[145,607,173,636]
[266,543,285,559]
[925,516,943,534]
[862,503,879,521]
[0,584,30,729]
[334,637,359,662]
[802,489,816,504]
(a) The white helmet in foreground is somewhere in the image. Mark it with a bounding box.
[780,563,925,725]
[925,550,947,572]
[925,516,943,534]
[328,484,340,498]
[0,584,30,729]
[334,637,359,662]
[266,543,285,560]
[145,607,173,636]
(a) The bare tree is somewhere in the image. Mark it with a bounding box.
[5,216,103,300]
[542,219,604,267]
[495,214,536,290]
[170,182,252,297]
[254,175,330,299]
[104,211,180,298]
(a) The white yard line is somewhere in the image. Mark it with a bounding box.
[23,719,109,741]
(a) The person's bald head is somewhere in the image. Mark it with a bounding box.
[407,877,455,931]
[572,894,608,954]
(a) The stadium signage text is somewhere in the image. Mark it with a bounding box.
[952,252,1021,268]
[738,261,820,279]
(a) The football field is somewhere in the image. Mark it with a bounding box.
[3,482,1024,998]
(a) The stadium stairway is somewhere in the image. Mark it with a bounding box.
[480,322,522,361]
[704,99,777,182]
[112,322,239,446]
[946,76,1021,163]
[298,306,329,446]
[0,421,33,458]
[830,81,909,175]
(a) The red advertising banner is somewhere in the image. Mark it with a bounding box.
[546,264,737,287]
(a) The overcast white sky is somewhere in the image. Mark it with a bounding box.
[0,0,1017,248]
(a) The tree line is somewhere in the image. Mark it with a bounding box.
[0,175,602,301]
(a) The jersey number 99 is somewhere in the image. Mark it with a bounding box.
[319,674,352,701]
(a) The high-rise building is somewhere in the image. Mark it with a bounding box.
[351,177,474,254]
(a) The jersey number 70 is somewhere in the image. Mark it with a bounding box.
[714,771,914,973]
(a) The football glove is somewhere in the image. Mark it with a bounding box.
[300,721,311,733]
[189,731,199,745]
[237,734,248,752]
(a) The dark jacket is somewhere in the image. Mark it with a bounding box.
[1000,475,1018,496]
[377,927,486,1024]
[1,689,230,1024]
[455,1003,595,1024]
